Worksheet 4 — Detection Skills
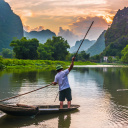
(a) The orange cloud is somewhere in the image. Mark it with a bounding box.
[5,0,127,40]
[69,16,109,40]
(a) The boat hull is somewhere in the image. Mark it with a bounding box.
[0,104,80,116]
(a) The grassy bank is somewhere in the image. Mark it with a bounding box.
[0,59,97,70]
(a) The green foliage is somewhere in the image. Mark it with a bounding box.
[38,36,70,60]
[65,51,90,61]
[90,55,101,63]
[103,36,128,58]
[121,44,128,63]
[0,56,5,70]
[77,51,90,61]
[10,37,39,59]
[38,43,54,60]
[74,61,96,65]
[0,56,3,61]
[1,58,96,70]
[108,56,112,63]
[105,20,128,47]
[2,48,14,58]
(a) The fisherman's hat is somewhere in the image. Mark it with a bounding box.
[56,65,63,71]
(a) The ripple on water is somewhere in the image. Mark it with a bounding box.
[102,101,128,128]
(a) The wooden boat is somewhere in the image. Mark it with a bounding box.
[0,104,80,116]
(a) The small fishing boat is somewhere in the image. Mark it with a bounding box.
[0,104,80,116]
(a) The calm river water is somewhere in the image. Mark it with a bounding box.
[1,66,128,128]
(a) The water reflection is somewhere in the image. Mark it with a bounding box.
[0,69,57,104]
[58,113,71,128]
[1,67,128,127]
[11,71,38,83]
[0,111,78,128]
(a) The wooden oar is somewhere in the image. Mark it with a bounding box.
[0,83,52,102]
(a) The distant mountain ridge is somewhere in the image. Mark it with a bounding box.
[87,30,106,56]
[68,39,96,53]
[0,0,23,51]
[24,30,56,44]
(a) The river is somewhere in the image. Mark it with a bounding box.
[0,66,128,128]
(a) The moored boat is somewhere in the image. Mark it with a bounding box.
[0,104,80,116]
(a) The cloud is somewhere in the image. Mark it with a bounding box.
[69,16,109,40]
[5,0,128,41]
[58,27,80,46]
[23,25,44,32]
[58,16,110,46]
[5,0,113,18]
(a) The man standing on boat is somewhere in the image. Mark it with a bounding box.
[52,57,75,109]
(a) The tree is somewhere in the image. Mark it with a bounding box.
[10,37,39,59]
[38,36,70,60]
[0,56,5,70]
[108,56,112,63]
[121,44,128,63]
[103,36,128,58]
[66,51,90,61]
[78,51,90,61]
[90,55,101,63]
[38,44,54,60]
[2,48,14,58]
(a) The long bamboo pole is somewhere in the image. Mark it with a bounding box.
[0,83,52,102]
[1,22,94,103]
[54,21,94,102]
[74,21,94,57]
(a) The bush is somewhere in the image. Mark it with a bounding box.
[0,56,5,70]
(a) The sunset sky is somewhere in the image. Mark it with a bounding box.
[5,0,128,46]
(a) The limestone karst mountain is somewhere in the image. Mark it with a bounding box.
[103,7,128,57]
[0,0,23,51]
[86,30,106,56]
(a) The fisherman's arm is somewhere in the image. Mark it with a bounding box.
[68,56,75,72]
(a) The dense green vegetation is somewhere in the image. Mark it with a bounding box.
[68,51,90,61]
[89,55,101,63]
[102,36,128,58]
[10,36,70,60]
[121,44,128,63]
[0,57,96,70]
[10,37,39,59]
[1,48,14,58]
[38,36,70,60]
[0,56,5,70]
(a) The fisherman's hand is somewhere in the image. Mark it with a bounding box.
[52,82,57,85]
[72,56,75,61]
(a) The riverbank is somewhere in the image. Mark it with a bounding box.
[1,59,128,71]
[0,59,97,70]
